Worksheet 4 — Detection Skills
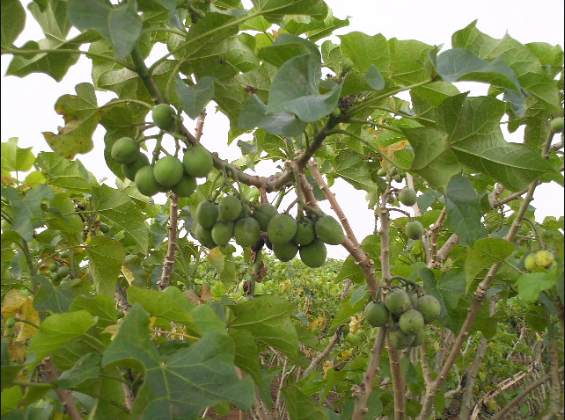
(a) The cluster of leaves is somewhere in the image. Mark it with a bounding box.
[1,0,564,419]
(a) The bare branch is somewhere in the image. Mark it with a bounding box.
[42,357,84,420]
[157,193,179,291]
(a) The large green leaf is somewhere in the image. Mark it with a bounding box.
[34,276,91,314]
[102,304,255,420]
[85,236,126,296]
[69,295,118,328]
[284,14,349,43]
[465,238,515,291]
[175,76,216,119]
[251,0,327,21]
[42,83,100,159]
[282,385,329,420]
[389,38,434,84]
[333,152,378,192]
[36,152,94,191]
[43,193,85,237]
[239,94,307,137]
[445,176,488,247]
[1,339,35,391]
[267,53,342,122]
[515,271,558,304]
[29,310,97,368]
[53,353,101,389]
[1,0,25,47]
[339,32,390,76]
[91,185,149,254]
[258,33,320,68]
[67,0,142,58]
[436,48,521,91]
[228,295,299,359]
[452,21,561,112]
[1,138,35,173]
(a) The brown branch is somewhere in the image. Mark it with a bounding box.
[493,368,564,420]
[489,184,506,208]
[195,110,207,141]
[388,335,406,420]
[351,327,387,420]
[546,337,562,419]
[419,342,433,386]
[302,330,341,378]
[42,357,84,420]
[493,184,540,208]
[157,193,179,291]
[115,284,132,315]
[427,207,447,269]
[458,336,489,420]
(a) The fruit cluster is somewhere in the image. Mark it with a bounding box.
[364,288,441,349]
[524,250,555,271]
[111,137,213,197]
[194,198,346,267]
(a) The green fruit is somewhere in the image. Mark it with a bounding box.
[5,318,16,328]
[388,324,415,349]
[152,104,176,131]
[524,253,537,272]
[364,301,389,328]
[315,215,345,245]
[153,156,184,187]
[293,218,316,246]
[414,295,441,324]
[51,272,62,282]
[405,221,424,240]
[253,203,278,231]
[390,166,399,176]
[551,117,564,133]
[122,153,150,181]
[234,217,262,248]
[384,289,411,316]
[99,223,111,233]
[111,137,139,164]
[48,263,58,273]
[236,202,252,220]
[196,201,219,229]
[183,146,213,178]
[195,224,216,249]
[393,174,403,183]
[135,166,163,196]
[171,174,197,197]
[398,309,425,335]
[534,250,555,269]
[377,168,387,177]
[331,107,341,117]
[410,328,425,347]
[60,250,70,258]
[211,221,234,247]
[218,196,242,222]
[273,241,299,262]
[409,292,418,307]
[299,238,327,268]
[398,187,417,207]
[57,265,70,278]
[267,214,297,245]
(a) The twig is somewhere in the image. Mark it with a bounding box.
[545,337,562,419]
[195,110,207,141]
[458,336,488,419]
[42,357,84,420]
[493,367,564,420]
[302,330,341,378]
[492,186,533,208]
[157,193,179,291]
[489,184,506,208]
[427,207,447,269]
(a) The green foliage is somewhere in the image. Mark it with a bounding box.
[1,1,563,419]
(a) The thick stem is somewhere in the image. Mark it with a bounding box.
[157,194,179,291]
[546,337,562,419]
[388,335,406,420]
[42,357,84,420]
[458,336,488,420]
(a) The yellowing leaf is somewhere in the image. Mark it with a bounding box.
[279,279,291,293]
[341,348,353,362]
[379,140,408,172]
[349,315,361,335]
[322,360,333,377]
[15,298,39,341]
[1,290,28,315]
[121,266,135,285]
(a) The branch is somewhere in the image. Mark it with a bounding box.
[42,357,84,420]
[157,193,179,291]
[302,328,342,378]
[458,336,488,420]
[546,337,562,419]
[388,335,407,420]
[426,207,446,269]
[493,367,564,420]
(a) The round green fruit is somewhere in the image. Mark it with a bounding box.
[414,295,441,324]
[135,166,163,196]
[398,309,425,335]
[153,156,184,187]
[5,318,16,328]
[267,214,297,245]
[196,201,219,229]
[551,117,564,133]
[331,107,341,117]
[57,265,70,278]
[273,241,299,262]
[51,272,62,282]
[398,187,417,207]
[315,215,345,245]
[195,224,216,249]
[218,196,242,222]
[183,146,213,178]
[234,217,262,248]
[48,263,58,273]
[384,289,411,316]
[253,203,278,231]
[388,324,415,350]
[60,250,70,258]
[534,250,555,269]
[211,221,234,247]
[293,218,316,246]
[122,153,150,181]
[406,220,424,240]
[364,301,389,328]
[524,253,537,272]
[171,174,197,197]
[410,328,425,347]
[99,223,111,233]
[377,168,387,177]
[152,104,176,131]
[299,238,327,268]
[111,137,139,164]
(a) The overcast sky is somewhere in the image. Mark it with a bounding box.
[1,0,564,259]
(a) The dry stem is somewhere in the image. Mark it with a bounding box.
[42,357,84,420]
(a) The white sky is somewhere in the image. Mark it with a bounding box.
[1,0,564,259]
